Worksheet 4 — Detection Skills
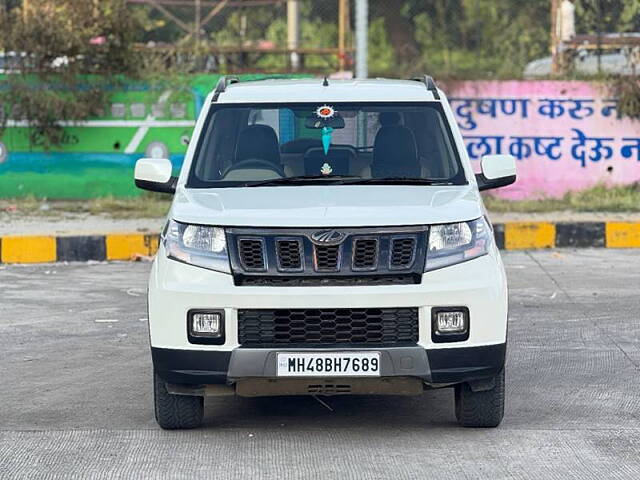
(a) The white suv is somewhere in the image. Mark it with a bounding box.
[134,76,517,429]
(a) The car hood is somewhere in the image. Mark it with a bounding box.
[170,185,483,227]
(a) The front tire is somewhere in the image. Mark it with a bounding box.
[454,369,505,428]
[154,372,204,429]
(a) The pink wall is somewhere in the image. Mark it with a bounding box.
[447,81,640,199]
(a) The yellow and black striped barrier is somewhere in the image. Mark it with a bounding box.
[0,223,639,264]
[493,221,640,250]
[0,233,159,264]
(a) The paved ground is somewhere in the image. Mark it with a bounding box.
[0,215,165,236]
[1,250,639,479]
[4,211,640,236]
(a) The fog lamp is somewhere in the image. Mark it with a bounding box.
[432,307,469,343]
[188,310,224,342]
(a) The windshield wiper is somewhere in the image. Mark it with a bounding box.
[244,175,361,187]
[342,177,454,185]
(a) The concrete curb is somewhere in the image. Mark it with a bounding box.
[0,233,160,264]
[1,222,639,264]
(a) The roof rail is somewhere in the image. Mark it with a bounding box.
[212,76,240,102]
[410,75,440,100]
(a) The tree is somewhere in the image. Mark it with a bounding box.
[412,0,550,78]
[0,0,142,147]
[576,0,640,34]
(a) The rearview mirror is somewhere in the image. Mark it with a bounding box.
[134,158,177,194]
[476,154,516,191]
[304,115,345,129]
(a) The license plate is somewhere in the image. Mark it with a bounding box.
[276,352,380,377]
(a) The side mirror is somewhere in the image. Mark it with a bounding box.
[134,158,177,194]
[476,154,516,191]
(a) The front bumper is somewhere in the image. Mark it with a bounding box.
[148,244,508,351]
[152,343,506,387]
[149,243,508,391]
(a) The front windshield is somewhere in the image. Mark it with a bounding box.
[187,102,466,187]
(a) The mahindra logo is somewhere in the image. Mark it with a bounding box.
[311,229,347,246]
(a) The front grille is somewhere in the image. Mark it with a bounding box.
[238,238,266,271]
[314,245,341,272]
[228,226,427,285]
[238,307,419,347]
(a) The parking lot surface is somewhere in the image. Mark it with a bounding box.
[1,250,639,479]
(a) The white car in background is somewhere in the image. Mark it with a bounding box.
[135,76,517,429]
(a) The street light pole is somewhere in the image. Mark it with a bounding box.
[551,0,559,74]
[287,0,300,71]
[338,0,347,71]
[355,0,368,79]
[596,0,602,74]
[195,0,201,47]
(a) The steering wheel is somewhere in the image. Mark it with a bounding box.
[222,158,285,178]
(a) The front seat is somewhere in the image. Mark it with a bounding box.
[233,124,284,176]
[371,116,420,178]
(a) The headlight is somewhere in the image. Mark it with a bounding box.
[163,219,230,273]
[425,217,491,272]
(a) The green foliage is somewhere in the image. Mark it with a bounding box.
[610,75,640,119]
[2,78,107,147]
[576,0,640,34]
[412,0,550,79]
[0,193,172,219]
[368,17,394,76]
[123,0,640,80]
[0,0,142,147]
[483,183,640,213]
[208,3,339,72]
[7,183,640,217]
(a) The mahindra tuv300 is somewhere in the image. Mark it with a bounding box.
[134,76,517,429]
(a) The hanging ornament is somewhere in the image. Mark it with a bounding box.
[315,105,336,119]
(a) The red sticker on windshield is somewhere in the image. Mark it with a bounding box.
[316,105,335,119]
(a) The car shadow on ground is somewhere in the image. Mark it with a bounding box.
[198,388,459,430]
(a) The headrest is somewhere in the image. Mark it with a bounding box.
[379,112,401,126]
[372,125,420,178]
[236,125,281,166]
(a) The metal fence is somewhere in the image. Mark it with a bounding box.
[129,0,640,78]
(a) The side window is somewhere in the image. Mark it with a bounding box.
[195,108,246,181]
[406,110,459,179]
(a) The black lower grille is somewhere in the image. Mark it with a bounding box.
[238,307,419,347]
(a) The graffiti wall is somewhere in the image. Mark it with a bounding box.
[0,74,308,198]
[448,81,640,199]
[1,78,638,199]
